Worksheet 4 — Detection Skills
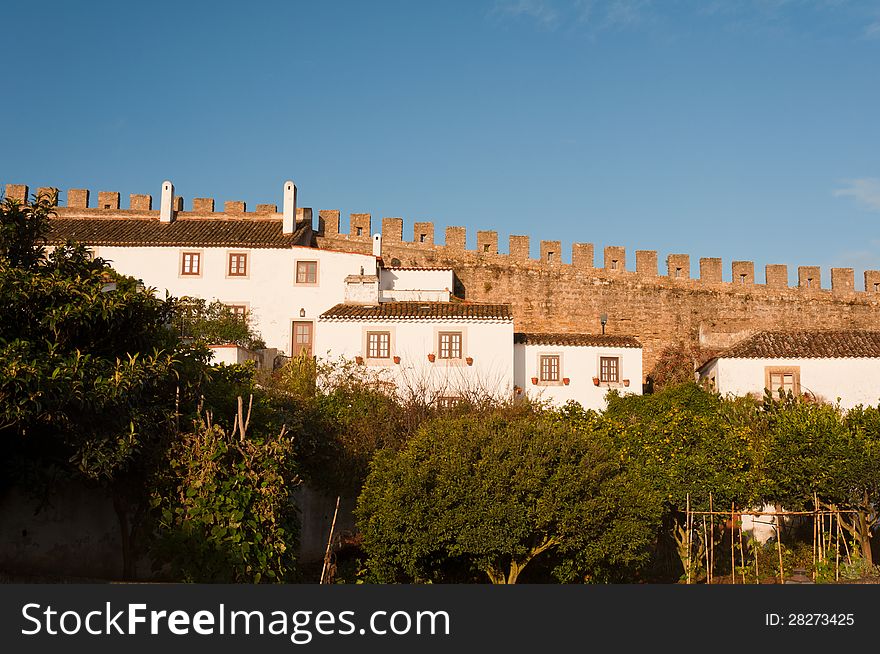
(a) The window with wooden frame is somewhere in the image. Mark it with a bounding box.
[366,331,391,359]
[436,396,461,409]
[539,355,560,382]
[599,356,620,382]
[228,253,248,277]
[181,251,201,276]
[296,260,318,284]
[438,331,462,359]
[765,367,800,396]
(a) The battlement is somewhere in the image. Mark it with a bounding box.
[3,182,312,230]
[5,181,880,295]
[314,214,880,295]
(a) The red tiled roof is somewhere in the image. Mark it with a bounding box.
[714,330,880,360]
[514,332,641,348]
[320,302,512,321]
[47,218,312,248]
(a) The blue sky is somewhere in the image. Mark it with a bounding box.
[2,0,879,285]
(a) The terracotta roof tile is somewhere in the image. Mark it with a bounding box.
[320,302,512,321]
[47,218,312,248]
[717,330,880,359]
[514,332,642,348]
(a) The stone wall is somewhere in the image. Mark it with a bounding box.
[317,213,880,379]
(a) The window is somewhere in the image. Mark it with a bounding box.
[296,260,318,284]
[874,283,879,293]
[540,355,560,382]
[599,356,619,382]
[674,267,682,278]
[228,253,248,277]
[181,252,201,275]
[547,251,555,262]
[227,304,247,320]
[765,367,800,396]
[356,227,363,236]
[419,233,427,243]
[367,331,391,359]
[611,260,618,270]
[739,274,747,284]
[437,396,461,409]
[438,332,462,359]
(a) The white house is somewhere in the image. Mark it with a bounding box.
[513,333,643,410]
[697,330,880,410]
[316,301,515,403]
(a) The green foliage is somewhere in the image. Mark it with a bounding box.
[151,408,300,582]
[645,341,703,393]
[171,297,265,350]
[357,408,659,583]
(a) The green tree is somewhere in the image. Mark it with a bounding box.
[603,384,760,580]
[357,407,658,583]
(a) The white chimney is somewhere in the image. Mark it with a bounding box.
[282,180,296,235]
[372,233,382,257]
[160,180,174,223]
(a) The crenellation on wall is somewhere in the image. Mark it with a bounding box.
[97,191,120,210]
[319,210,340,236]
[866,271,880,294]
[445,226,466,251]
[572,243,593,269]
[192,198,214,213]
[255,203,277,214]
[604,246,626,273]
[831,268,855,293]
[635,250,657,277]
[765,264,789,288]
[476,230,498,254]
[296,207,312,227]
[413,222,434,245]
[540,240,561,265]
[667,254,690,280]
[130,194,153,211]
[67,189,89,208]
[699,257,722,283]
[172,197,184,212]
[225,200,246,214]
[382,217,403,242]
[732,261,754,285]
[798,266,821,290]
[5,184,28,202]
[350,213,371,239]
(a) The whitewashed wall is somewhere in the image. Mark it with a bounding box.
[93,245,378,355]
[315,319,514,401]
[208,345,259,366]
[703,357,880,409]
[379,268,453,302]
[514,344,643,410]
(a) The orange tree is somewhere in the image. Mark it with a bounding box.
[357,405,659,583]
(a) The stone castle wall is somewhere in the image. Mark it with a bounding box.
[317,211,880,377]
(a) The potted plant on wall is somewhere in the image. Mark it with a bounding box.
[355,355,364,365]
[466,356,474,366]
[592,376,600,386]
[623,379,630,387]
[427,353,436,362]
[563,377,570,385]
[531,376,539,385]
[393,355,401,364]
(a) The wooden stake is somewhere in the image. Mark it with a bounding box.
[739,515,747,584]
[709,493,714,584]
[812,494,818,580]
[754,533,759,584]
[731,502,736,585]
[320,496,341,585]
[686,493,691,585]
[776,516,785,585]
[703,515,710,584]
[839,511,852,565]
[835,511,841,582]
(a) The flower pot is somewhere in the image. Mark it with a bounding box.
[563,377,570,385]
[592,377,600,386]
[531,377,539,385]
[623,379,630,387]
[393,356,401,364]
[355,356,364,365]
[466,357,473,366]
[427,353,436,362]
